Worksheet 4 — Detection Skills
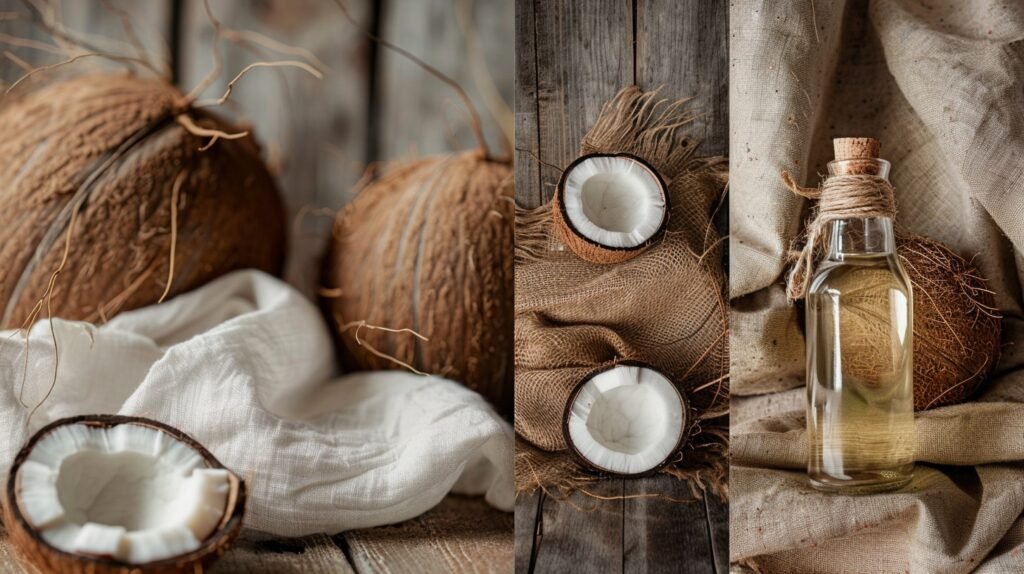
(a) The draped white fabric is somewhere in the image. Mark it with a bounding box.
[0,270,513,536]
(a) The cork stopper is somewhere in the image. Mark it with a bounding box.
[833,137,880,161]
[830,137,885,176]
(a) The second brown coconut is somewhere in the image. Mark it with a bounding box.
[321,150,514,416]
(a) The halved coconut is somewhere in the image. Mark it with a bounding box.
[563,362,688,476]
[552,153,669,264]
[4,415,245,574]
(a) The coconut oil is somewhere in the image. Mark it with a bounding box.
[806,154,914,494]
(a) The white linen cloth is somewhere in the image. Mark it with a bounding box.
[0,270,513,536]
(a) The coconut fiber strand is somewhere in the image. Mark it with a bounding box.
[515,86,729,498]
[730,0,1024,571]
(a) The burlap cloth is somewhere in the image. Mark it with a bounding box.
[731,0,1024,571]
[515,87,729,498]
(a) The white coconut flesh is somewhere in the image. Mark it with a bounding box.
[567,365,685,475]
[562,155,666,248]
[15,423,229,564]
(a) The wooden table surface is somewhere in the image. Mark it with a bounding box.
[514,0,728,571]
[0,496,514,573]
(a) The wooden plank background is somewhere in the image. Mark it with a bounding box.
[514,0,728,572]
[0,0,513,572]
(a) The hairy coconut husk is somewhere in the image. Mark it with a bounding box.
[321,150,514,416]
[4,415,246,574]
[898,234,1001,410]
[0,74,286,328]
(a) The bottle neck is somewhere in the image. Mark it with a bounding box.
[823,158,895,259]
[826,217,896,259]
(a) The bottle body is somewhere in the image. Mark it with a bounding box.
[806,216,914,494]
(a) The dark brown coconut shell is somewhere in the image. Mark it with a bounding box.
[321,150,514,416]
[4,415,246,574]
[561,360,690,478]
[551,152,670,264]
[898,235,1002,410]
[0,74,286,328]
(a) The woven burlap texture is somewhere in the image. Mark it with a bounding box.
[730,0,1024,571]
[515,86,729,498]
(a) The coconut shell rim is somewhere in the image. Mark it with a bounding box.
[561,359,691,478]
[552,152,671,259]
[5,414,247,570]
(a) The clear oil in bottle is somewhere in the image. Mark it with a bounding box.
[806,141,914,494]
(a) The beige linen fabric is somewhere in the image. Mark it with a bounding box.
[731,0,1024,571]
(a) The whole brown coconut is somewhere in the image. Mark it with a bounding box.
[0,74,286,328]
[322,150,514,416]
[899,234,1001,410]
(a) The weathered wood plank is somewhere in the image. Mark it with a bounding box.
[0,0,168,85]
[1,496,513,573]
[376,0,513,162]
[532,479,625,573]
[0,0,45,86]
[0,529,355,574]
[635,0,728,156]
[343,495,514,574]
[513,490,543,573]
[623,475,714,574]
[513,0,539,207]
[61,0,172,76]
[531,0,634,207]
[636,0,729,255]
[179,0,373,294]
[705,494,729,573]
[0,496,516,573]
[210,534,356,574]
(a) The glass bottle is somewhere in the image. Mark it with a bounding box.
[806,140,914,494]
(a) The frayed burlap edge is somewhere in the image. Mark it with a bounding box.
[515,85,730,502]
[582,86,700,180]
[514,204,556,265]
[514,412,729,502]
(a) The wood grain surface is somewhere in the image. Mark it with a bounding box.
[514,0,728,572]
[344,497,514,574]
[0,496,512,573]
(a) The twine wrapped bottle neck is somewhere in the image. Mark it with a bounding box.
[819,174,898,259]
[782,170,899,300]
